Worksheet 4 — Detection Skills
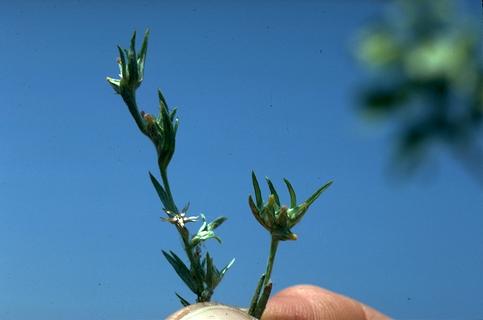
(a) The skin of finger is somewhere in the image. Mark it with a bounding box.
[261,285,390,320]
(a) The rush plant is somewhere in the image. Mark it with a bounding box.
[106,31,332,318]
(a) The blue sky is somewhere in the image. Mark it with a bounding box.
[1,1,482,319]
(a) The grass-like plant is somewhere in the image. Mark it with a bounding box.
[106,30,332,319]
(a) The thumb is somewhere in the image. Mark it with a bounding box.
[261,285,389,320]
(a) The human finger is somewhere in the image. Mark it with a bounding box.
[262,285,389,320]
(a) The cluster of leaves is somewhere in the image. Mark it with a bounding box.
[249,172,332,242]
[162,215,235,305]
[356,0,483,179]
[107,31,234,305]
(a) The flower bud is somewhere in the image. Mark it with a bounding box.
[249,172,332,241]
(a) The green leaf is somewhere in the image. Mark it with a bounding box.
[212,258,235,290]
[205,252,216,289]
[197,214,207,234]
[283,178,297,208]
[219,258,235,278]
[181,201,190,213]
[149,172,169,211]
[191,230,221,247]
[248,274,266,316]
[130,31,136,53]
[249,195,268,230]
[265,177,280,207]
[277,206,289,228]
[106,77,121,94]
[137,29,149,76]
[158,89,169,111]
[139,29,149,60]
[175,292,190,307]
[254,281,273,319]
[117,46,126,78]
[128,31,138,82]
[251,171,263,208]
[162,250,198,294]
[289,180,333,227]
[207,216,227,231]
[305,180,333,206]
[173,119,179,135]
[170,108,177,122]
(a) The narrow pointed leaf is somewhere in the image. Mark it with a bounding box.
[265,177,280,206]
[173,119,179,135]
[158,89,168,110]
[191,230,221,246]
[213,258,235,289]
[139,29,149,61]
[175,292,190,307]
[219,258,235,277]
[251,171,263,208]
[130,31,136,53]
[207,216,227,231]
[117,46,126,77]
[162,250,198,294]
[197,214,207,234]
[248,196,259,215]
[305,180,333,206]
[205,252,215,289]
[127,40,138,83]
[249,196,269,230]
[248,274,266,316]
[283,178,297,208]
[254,282,273,319]
[170,108,177,122]
[287,204,308,227]
[106,77,121,94]
[137,30,149,76]
[149,172,169,210]
[169,250,204,293]
[181,201,190,213]
[277,206,289,228]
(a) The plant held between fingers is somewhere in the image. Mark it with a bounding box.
[107,31,332,318]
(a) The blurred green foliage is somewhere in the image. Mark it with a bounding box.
[356,0,483,180]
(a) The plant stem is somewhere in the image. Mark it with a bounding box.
[263,237,279,289]
[160,167,178,213]
[160,167,205,302]
[249,236,279,318]
[121,91,148,137]
[177,224,205,301]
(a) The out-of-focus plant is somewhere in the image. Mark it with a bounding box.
[355,0,483,182]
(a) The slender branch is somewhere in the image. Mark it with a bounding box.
[109,32,235,306]
[177,225,205,300]
[159,167,207,301]
[121,91,148,137]
[249,236,279,318]
[263,237,279,289]
[160,167,178,213]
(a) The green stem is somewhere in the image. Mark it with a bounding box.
[249,236,279,318]
[121,91,148,137]
[160,167,178,213]
[263,237,279,289]
[160,168,205,301]
[178,225,205,301]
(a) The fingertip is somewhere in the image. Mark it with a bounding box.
[262,285,389,320]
